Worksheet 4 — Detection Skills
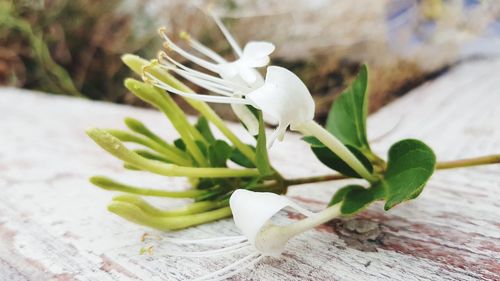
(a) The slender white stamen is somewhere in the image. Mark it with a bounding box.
[200,254,264,281]
[160,242,251,257]
[169,69,235,96]
[160,235,246,245]
[181,32,226,64]
[192,252,262,281]
[158,53,252,93]
[159,29,220,73]
[145,73,253,105]
[267,123,289,148]
[210,11,243,57]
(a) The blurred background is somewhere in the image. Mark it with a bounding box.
[1,0,499,122]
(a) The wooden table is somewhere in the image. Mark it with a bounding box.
[1,58,499,280]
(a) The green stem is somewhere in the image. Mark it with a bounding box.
[285,174,348,186]
[124,54,256,165]
[106,129,190,166]
[286,203,342,236]
[124,79,208,166]
[436,154,500,170]
[90,176,207,198]
[159,76,257,164]
[108,201,232,230]
[86,128,259,178]
[295,120,378,182]
[122,55,205,145]
[112,194,227,216]
[282,154,500,187]
[192,103,257,164]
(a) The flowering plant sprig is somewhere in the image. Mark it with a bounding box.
[86,13,500,279]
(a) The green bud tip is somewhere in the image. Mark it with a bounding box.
[124,117,148,133]
[121,54,148,75]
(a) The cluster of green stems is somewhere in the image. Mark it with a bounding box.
[87,54,500,231]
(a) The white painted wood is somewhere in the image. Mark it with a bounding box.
[0,58,499,280]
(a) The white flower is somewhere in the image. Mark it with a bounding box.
[146,12,275,135]
[246,66,315,146]
[229,189,316,257]
[150,189,340,280]
[147,62,315,146]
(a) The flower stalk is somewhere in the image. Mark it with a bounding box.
[108,201,232,230]
[90,176,208,198]
[294,120,378,182]
[86,128,259,178]
[122,54,256,165]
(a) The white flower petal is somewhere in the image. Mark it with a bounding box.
[211,11,243,57]
[229,189,314,256]
[237,64,258,84]
[243,42,275,59]
[246,66,315,142]
[243,56,270,68]
[231,104,259,135]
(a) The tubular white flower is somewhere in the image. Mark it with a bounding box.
[145,12,275,136]
[246,66,315,146]
[229,189,316,257]
[147,189,342,280]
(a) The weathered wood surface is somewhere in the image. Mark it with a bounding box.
[0,58,499,281]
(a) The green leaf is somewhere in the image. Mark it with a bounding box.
[329,139,436,214]
[326,65,370,151]
[381,139,436,210]
[303,136,372,178]
[195,140,208,157]
[255,112,273,176]
[195,116,216,144]
[329,184,365,206]
[330,184,385,215]
[302,136,323,147]
[230,145,256,168]
[174,138,186,151]
[208,140,233,167]
[312,144,373,178]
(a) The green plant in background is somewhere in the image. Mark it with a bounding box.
[0,0,156,100]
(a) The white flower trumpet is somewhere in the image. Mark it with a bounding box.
[146,12,275,135]
[149,189,341,281]
[144,13,375,180]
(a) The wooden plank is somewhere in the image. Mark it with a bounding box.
[0,58,499,280]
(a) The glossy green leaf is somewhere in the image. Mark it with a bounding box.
[326,65,370,151]
[208,140,233,167]
[330,139,436,214]
[255,112,273,176]
[195,116,216,144]
[303,136,372,178]
[330,184,385,215]
[381,139,436,210]
[230,145,256,168]
[174,138,186,151]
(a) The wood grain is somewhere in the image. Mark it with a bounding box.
[0,58,499,280]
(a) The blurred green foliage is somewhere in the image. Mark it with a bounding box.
[0,0,158,101]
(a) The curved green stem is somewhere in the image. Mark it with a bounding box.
[86,128,259,178]
[436,154,500,170]
[90,176,207,198]
[295,120,378,182]
[108,201,232,230]
[124,79,207,166]
[112,194,227,216]
[285,203,342,236]
[123,54,256,165]
[106,129,190,166]
[285,174,349,186]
